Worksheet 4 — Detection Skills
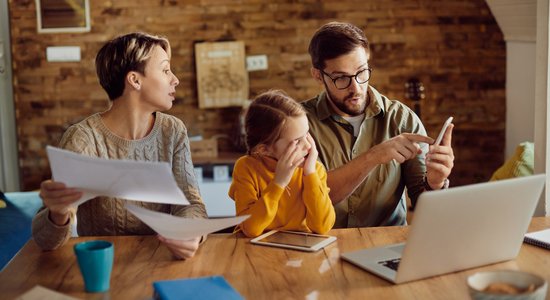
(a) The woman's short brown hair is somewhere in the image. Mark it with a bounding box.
[308,22,370,70]
[245,90,305,154]
[95,32,170,100]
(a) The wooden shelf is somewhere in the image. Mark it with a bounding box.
[192,152,243,165]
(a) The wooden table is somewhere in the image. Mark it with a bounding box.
[2,218,550,299]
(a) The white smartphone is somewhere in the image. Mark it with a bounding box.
[434,117,453,145]
[250,230,337,252]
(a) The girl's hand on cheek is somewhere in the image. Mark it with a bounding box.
[303,133,318,176]
[274,141,303,187]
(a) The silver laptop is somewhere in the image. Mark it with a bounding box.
[341,174,546,284]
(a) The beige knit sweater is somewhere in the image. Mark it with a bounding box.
[32,112,208,250]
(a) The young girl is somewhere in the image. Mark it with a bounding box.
[229,90,335,237]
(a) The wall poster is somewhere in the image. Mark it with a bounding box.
[195,41,248,109]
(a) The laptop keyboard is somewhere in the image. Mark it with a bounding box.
[378,258,401,271]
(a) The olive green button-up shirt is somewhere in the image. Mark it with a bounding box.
[302,86,427,228]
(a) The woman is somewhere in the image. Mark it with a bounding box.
[32,32,207,259]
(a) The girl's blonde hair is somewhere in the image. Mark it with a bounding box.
[245,90,305,154]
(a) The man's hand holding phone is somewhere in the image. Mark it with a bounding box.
[426,117,455,190]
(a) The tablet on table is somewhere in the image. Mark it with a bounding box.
[250,230,336,252]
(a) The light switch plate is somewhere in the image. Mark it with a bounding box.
[46,46,81,62]
[246,54,268,71]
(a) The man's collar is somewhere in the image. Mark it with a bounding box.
[314,86,385,121]
[315,92,333,121]
[365,86,384,118]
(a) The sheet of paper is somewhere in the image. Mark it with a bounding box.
[125,203,249,240]
[16,285,78,300]
[46,146,189,206]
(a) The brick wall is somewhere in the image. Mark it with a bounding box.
[8,0,505,190]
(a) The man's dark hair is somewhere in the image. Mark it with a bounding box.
[308,22,370,70]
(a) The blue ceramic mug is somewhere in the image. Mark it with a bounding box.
[74,240,114,293]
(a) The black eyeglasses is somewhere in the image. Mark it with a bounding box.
[320,68,372,90]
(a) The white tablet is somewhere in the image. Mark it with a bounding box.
[250,230,337,252]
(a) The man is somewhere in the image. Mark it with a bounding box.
[302,22,454,228]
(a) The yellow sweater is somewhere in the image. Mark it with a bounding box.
[229,155,335,237]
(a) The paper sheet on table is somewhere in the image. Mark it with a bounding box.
[125,203,249,240]
[46,146,189,206]
[16,285,78,300]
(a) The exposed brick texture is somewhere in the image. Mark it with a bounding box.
[8,0,505,190]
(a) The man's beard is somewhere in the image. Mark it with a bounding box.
[324,82,368,116]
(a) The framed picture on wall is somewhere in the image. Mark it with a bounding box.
[195,41,249,108]
[35,0,91,33]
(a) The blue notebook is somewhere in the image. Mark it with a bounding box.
[153,276,243,300]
